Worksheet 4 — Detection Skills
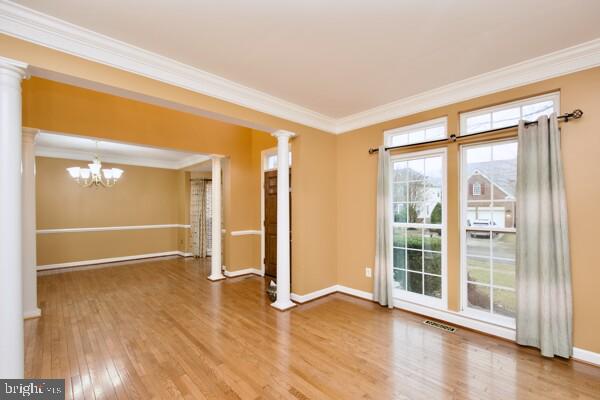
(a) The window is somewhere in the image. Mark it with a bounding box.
[461,140,517,326]
[385,117,447,147]
[265,151,292,171]
[392,148,447,308]
[460,92,559,136]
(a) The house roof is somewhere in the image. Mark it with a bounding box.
[466,160,516,198]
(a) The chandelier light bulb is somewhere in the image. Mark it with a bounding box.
[66,152,123,188]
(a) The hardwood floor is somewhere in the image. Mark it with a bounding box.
[27,257,600,399]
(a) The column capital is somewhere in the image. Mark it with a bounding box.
[0,56,28,79]
[272,130,295,139]
[22,128,39,144]
[209,154,226,160]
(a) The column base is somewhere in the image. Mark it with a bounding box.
[24,308,41,320]
[270,299,297,311]
[207,273,226,281]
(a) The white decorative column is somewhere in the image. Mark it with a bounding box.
[22,128,41,320]
[0,57,28,378]
[271,130,296,311]
[208,155,225,281]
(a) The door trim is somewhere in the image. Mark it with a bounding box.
[260,145,291,277]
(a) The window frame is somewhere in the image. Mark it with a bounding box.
[459,139,518,328]
[459,92,560,136]
[384,117,448,147]
[391,147,448,310]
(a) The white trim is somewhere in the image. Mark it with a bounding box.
[0,0,334,133]
[2,1,600,134]
[336,285,375,301]
[24,308,41,319]
[393,298,516,341]
[384,116,448,146]
[573,347,600,367]
[335,38,600,133]
[291,285,338,303]
[459,138,519,328]
[36,251,185,271]
[391,147,448,310]
[223,268,263,277]
[37,224,190,234]
[35,145,210,170]
[230,230,261,236]
[176,251,193,257]
[459,92,560,136]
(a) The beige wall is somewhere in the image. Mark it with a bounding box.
[336,67,600,353]
[1,33,338,295]
[4,34,598,353]
[36,156,188,265]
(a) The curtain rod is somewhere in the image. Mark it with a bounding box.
[368,109,583,154]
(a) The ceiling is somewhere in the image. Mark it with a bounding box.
[11,0,600,120]
[36,132,210,169]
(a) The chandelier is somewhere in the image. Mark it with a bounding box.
[66,154,124,188]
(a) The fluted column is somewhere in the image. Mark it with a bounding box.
[22,128,41,320]
[208,155,225,281]
[0,56,28,378]
[270,130,296,311]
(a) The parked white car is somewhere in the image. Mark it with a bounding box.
[468,219,497,238]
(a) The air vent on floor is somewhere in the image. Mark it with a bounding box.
[423,320,457,333]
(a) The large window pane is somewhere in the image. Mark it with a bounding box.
[462,140,518,324]
[392,151,445,305]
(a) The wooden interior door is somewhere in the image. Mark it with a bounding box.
[264,170,291,278]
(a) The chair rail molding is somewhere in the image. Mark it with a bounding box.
[230,230,261,236]
[37,224,190,234]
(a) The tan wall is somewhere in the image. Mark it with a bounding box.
[2,33,338,294]
[336,67,600,353]
[36,156,187,265]
[22,76,276,272]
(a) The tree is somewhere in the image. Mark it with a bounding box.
[430,202,442,224]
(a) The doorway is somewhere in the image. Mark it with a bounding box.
[261,148,291,278]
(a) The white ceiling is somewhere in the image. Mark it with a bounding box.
[11,0,600,119]
[36,132,210,169]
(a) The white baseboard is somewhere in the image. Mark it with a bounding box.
[176,251,193,257]
[573,347,600,366]
[291,285,338,303]
[24,308,42,319]
[336,285,375,301]
[37,251,187,271]
[223,268,263,277]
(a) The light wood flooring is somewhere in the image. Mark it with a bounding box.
[26,257,600,399]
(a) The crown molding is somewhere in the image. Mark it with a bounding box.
[1,1,600,135]
[0,0,336,132]
[335,37,600,133]
[35,145,209,170]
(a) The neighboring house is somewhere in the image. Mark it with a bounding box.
[466,161,517,229]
